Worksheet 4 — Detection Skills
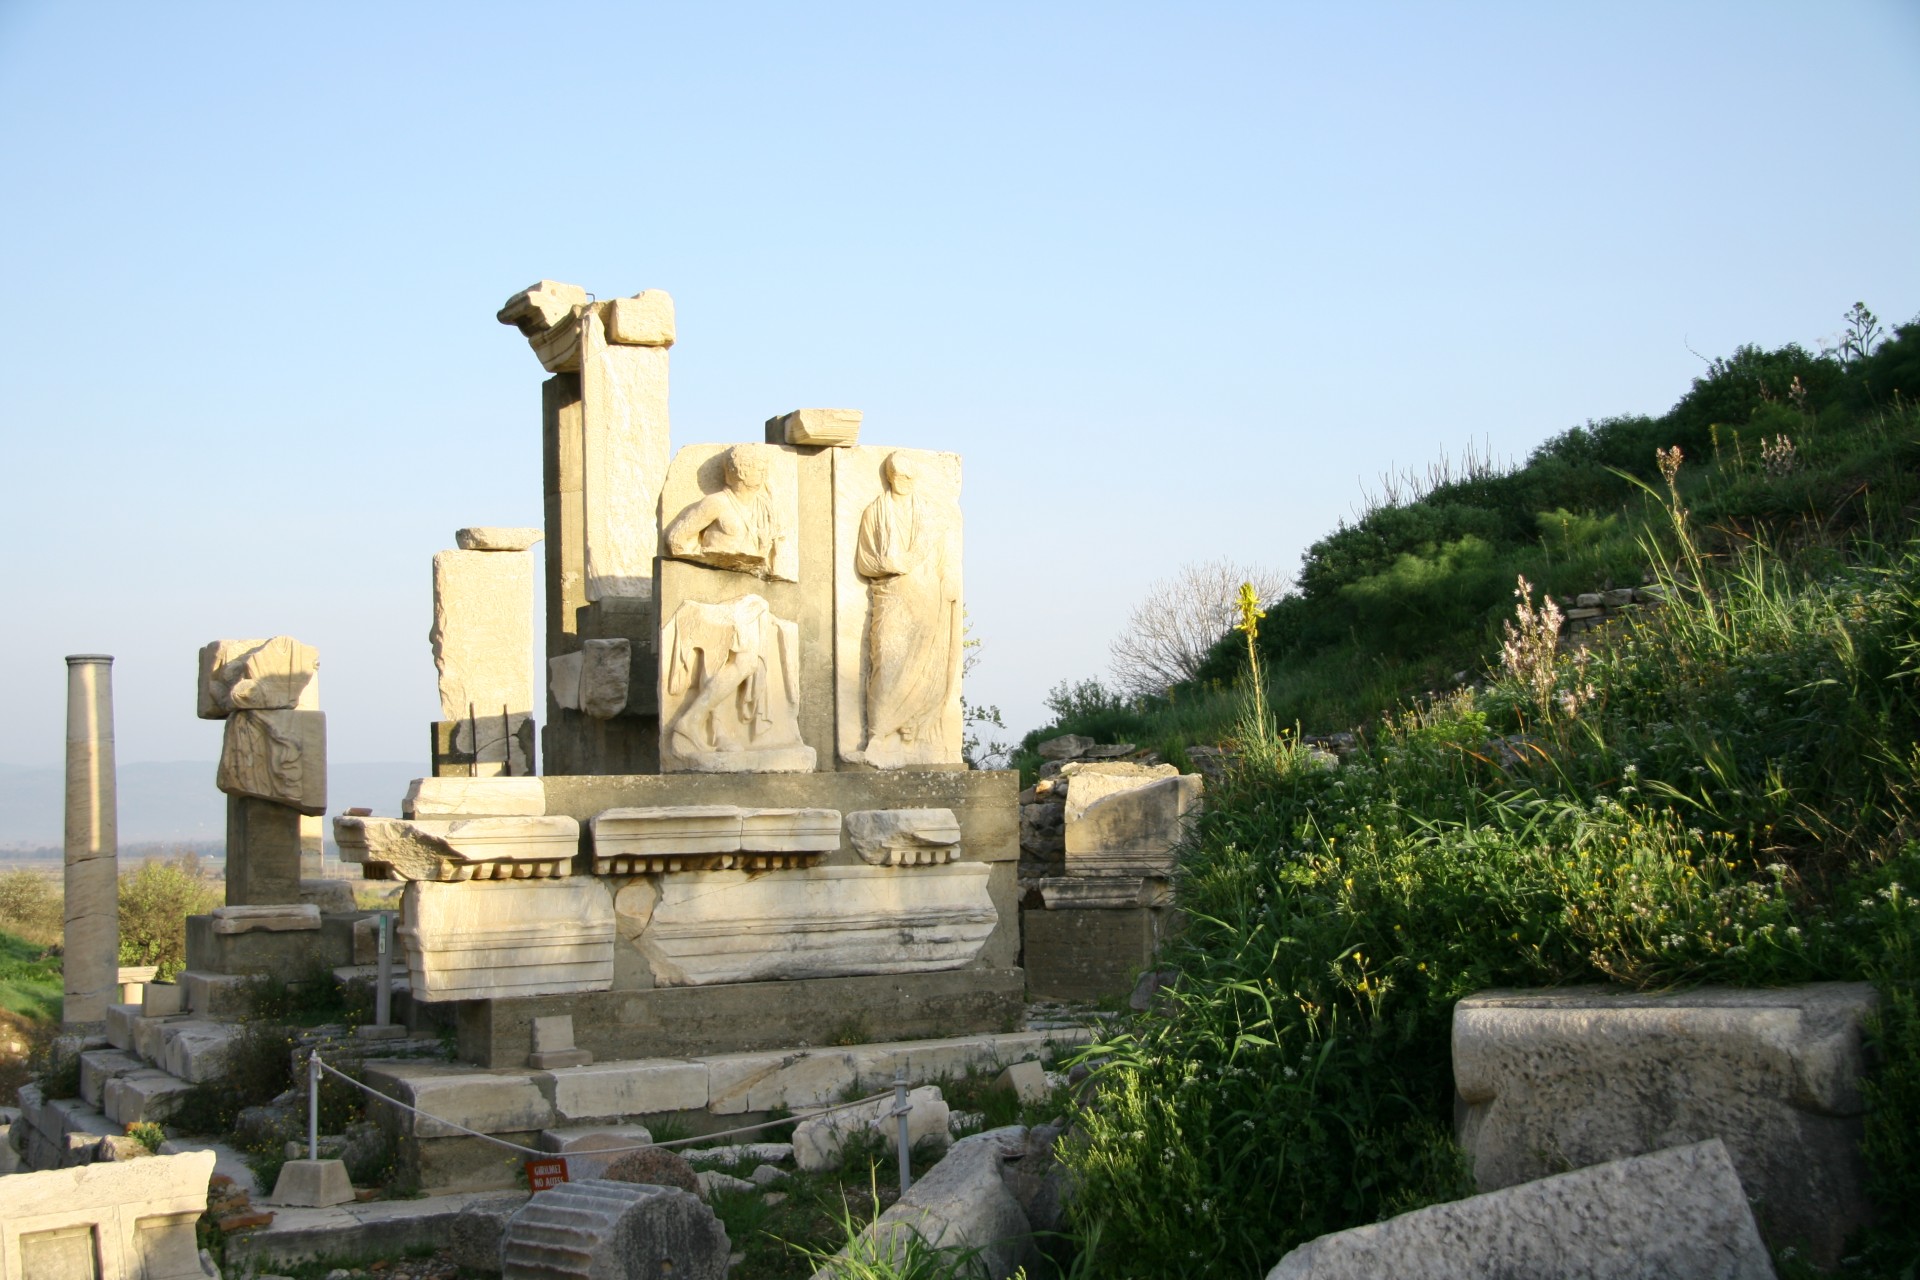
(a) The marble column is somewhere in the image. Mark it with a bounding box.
[63,654,119,1026]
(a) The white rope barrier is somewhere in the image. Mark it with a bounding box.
[310,1053,901,1162]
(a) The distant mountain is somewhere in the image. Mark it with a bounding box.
[0,761,426,851]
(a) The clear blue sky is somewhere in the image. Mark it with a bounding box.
[3,2,1916,786]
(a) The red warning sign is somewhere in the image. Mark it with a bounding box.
[526,1158,569,1191]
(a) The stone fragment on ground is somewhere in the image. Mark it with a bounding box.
[602,1144,703,1197]
[501,1179,730,1280]
[1264,1140,1775,1280]
[793,1086,949,1172]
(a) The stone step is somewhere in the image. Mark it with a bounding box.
[78,1049,149,1108]
[104,1067,196,1125]
[179,970,254,1018]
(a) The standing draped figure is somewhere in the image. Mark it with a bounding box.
[854,452,961,766]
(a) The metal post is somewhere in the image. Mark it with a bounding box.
[375,911,392,1027]
[894,1069,911,1195]
[307,1050,321,1160]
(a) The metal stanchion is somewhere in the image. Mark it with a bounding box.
[376,912,392,1028]
[308,1050,321,1161]
[894,1069,912,1195]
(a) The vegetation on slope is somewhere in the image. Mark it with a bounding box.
[1043,307,1920,1276]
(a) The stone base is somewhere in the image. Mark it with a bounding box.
[185,911,359,977]
[1022,906,1173,1002]
[269,1157,355,1207]
[455,967,1027,1067]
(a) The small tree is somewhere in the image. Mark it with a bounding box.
[119,853,223,979]
[1109,559,1289,698]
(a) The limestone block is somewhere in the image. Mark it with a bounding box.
[370,1063,557,1138]
[739,808,841,854]
[792,1086,949,1172]
[1058,761,1181,823]
[299,877,354,912]
[1035,876,1172,909]
[225,794,306,905]
[0,1149,215,1280]
[580,638,632,719]
[1265,1140,1775,1280]
[636,863,996,987]
[159,1021,238,1082]
[767,407,861,448]
[682,1142,793,1167]
[218,709,326,814]
[529,1014,592,1069]
[845,808,962,866]
[595,805,743,855]
[550,1060,710,1121]
[828,1129,1039,1280]
[659,443,799,582]
[405,776,548,818]
[103,1070,193,1124]
[456,526,544,552]
[268,1156,354,1207]
[990,1060,1048,1104]
[550,651,584,712]
[335,815,578,882]
[79,1049,146,1107]
[501,1179,730,1280]
[142,982,185,1017]
[540,1126,656,1181]
[401,878,615,1002]
[432,548,536,725]
[197,636,318,719]
[659,595,815,773]
[499,279,589,372]
[105,1002,140,1050]
[209,903,321,934]
[1064,774,1203,876]
[1037,733,1094,760]
[1454,983,1877,1266]
[605,289,677,346]
[581,304,670,601]
[701,1050,858,1115]
[834,447,964,769]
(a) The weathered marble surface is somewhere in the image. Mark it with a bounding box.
[404,776,547,818]
[767,407,862,448]
[1063,774,1202,876]
[590,805,836,874]
[1454,983,1877,1266]
[401,879,615,1002]
[845,808,962,866]
[430,547,535,730]
[335,814,579,881]
[197,635,318,719]
[217,708,327,815]
[661,443,798,581]
[834,447,964,769]
[455,526,544,552]
[580,300,671,601]
[622,863,995,986]
[659,595,814,772]
[0,1149,216,1280]
[1265,1140,1776,1280]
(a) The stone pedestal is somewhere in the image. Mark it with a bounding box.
[63,654,119,1027]
[225,795,304,907]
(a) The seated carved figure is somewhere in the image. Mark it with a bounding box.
[664,444,787,577]
[660,594,816,773]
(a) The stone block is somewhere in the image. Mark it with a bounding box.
[845,808,962,866]
[580,305,670,601]
[79,1049,146,1107]
[224,795,309,905]
[1024,905,1168,1001]
[105,1002,141,1050]
[594,805,742,855]
[638,864,996,986]
[501,1179,729,1280]
[210,903,321,934]
[792,1086,948,1172]
[432,548,536,729]
[335,814,578,881]
[1454,982,1876,1266]
[604,289,677,346]
[365,1062,556,1139]
[179,971,253,1017]
[1265,1140,1774,1280]
[1036,733,1093,761]
[767,408,862,447]
[0,1149,215,1280]
[1035,875,1172,909]
[269,1156,354,1207]
[580,637,632,719]
[1058,761,1181,822]
[401,879,615,1002]
[218,708,326,815]
[990,1060,1048,1104]
[830,1129,1040,1280]
[499,279,588,339]
[456,526,544,552]
[701,1050,857,1116]
[1064,774,1203,875]
[539,1125,656,1180]
[550,650,584,712]
[740,807,841,853]
[159,1021,238,1082]
[405,775,548,818]
[103,1070,194,1125]
[528,1014,592,1069]
[548,1060,709,1120]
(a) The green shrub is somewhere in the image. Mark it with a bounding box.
[0,870,63,948]
[118,855,222,979]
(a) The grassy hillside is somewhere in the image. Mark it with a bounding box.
[1045,308,1920,1276]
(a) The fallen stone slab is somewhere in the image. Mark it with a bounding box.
[815,1126,1038,1280]
[223,1188,524,1273]
[1265,1140,1775,1279]
[1454,982,1875,1266]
